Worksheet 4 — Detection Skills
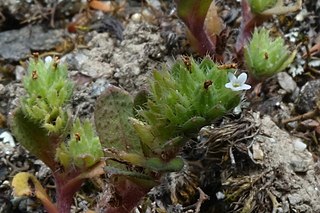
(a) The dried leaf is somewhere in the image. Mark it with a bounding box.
[12,172,58,213]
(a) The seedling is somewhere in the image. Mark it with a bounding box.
[244,28,297,79]
[11,56,104,213]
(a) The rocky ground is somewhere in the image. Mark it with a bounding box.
[0,0,320,212]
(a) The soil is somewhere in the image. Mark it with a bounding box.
[1,0,320,213]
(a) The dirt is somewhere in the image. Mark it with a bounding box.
[1,0,320,213]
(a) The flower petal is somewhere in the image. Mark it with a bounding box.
[241,84,251,90]
[44,56,53,64]
[225,82,233,89]
[237,73,248,84]
[231,86,243,91]
[228,73,236,82]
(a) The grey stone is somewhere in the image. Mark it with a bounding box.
[296,79,320,113]
[0,25,64,62]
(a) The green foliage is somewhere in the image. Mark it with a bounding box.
[248,0,277,13]
[11,109,58,169]
[94,85,183,173]
[21,58,73,133]
[244,28,296,79]
[94,85,141,152]
[56,119,104,170]
[11,56,104,213]
[138,57,241,142]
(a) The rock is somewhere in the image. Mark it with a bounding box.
[258,115,320,212]
[0,25,64,62]
[292,139,307,151]
[64,20,166,93]
[0,0,82,30]
[252,142,264,161]
[0,130,15,155]
[296,79,320,113]
[277,72,297,93]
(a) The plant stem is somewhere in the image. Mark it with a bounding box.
[53,172,84,213]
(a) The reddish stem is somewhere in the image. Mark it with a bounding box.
[101,178,154,213]
[53,171,84,213]
[235,0,268,55]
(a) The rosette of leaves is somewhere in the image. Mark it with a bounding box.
[137,57,241,142]
[11,56,104,213]
[244,28,296,79]
[56,118,104,170]
[21,57,73,133]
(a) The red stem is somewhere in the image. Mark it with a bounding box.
[53,171,84,213]
[235,0,267,55]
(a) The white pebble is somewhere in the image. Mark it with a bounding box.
[293,139,307,152]
[131,13,142,23]
[216,191,225,200]
[0,131,15,147]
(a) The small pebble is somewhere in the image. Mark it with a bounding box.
[290,159,310,173]
[14,65,26,81]
[277,72,297,93]
[131,13,142,23]
[293,139,307,152]
[252,143,264,161]
[216,191,225,200]
[0,130,15,147]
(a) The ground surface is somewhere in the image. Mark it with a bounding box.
[0,0,320,212]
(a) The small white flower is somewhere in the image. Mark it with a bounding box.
[225,73,251,91]
[44,56,53,68]
[44,56,53,64]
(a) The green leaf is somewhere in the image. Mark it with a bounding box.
[94,85,141,153]
[56,119,103,170]
[11,109,58,170]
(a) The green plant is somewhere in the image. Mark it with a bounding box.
[248,0,302,15]
[137,57,245,142]
[93,56,249,212]
[11,56,104,213]
[248,0,277,14]
[11,55,250,213]
[175,0,301,60]
[244,28,297,79]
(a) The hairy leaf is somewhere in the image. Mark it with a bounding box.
[94,85,140,153]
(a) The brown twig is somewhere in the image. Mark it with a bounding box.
[195,187,210,213]
[281,109,318,125]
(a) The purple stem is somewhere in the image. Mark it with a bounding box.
[53,171,84,213]
[235,0,267,55]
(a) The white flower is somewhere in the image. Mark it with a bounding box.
[225,73,251,91]
[44,56,53,64]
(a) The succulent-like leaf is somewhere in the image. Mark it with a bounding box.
[21,58,73,133]
[181,116,207,132]
[144,157,184,172]
[175,0,224,56]
[56,119,103,170]
[244,28,296,79]
[139,57,240,143]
